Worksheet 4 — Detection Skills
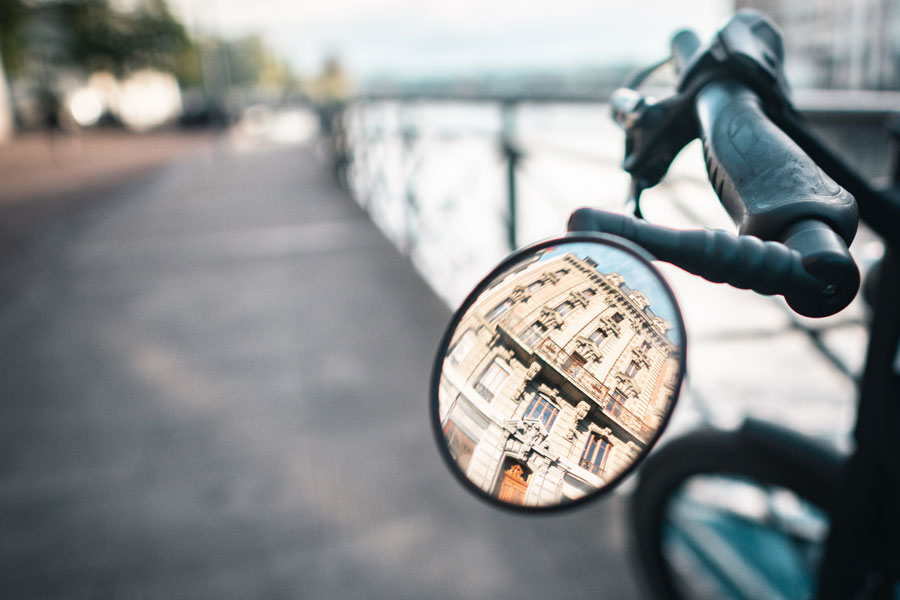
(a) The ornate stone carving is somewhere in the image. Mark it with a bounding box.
[574,338,601,362]
[652,316,672,333]
[597,316,621,338]
[536,383,560,403]
[512,362,542,402]
[605,272,624,287]
[628,290,650,311]
[495,347,514,362]
[631,345,652,368]
[575,400,591,420]
[587,424,613,437]
[614,372,641,397]
[515,419,551,455]
[569,291,590,308]
[565,401,592,441]
[540,307,562,329]
[510,285,530,303]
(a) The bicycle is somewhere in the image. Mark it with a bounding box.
[429,10,900,598]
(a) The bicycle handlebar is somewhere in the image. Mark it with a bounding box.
[567,208,859,318]
[693,79,858,244]
[599,22,863,317]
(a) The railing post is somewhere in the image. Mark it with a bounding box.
[400,103,419,254]
[317,100,349,185]
[501,101,521,251]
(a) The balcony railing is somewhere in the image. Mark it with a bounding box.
[536,338,651,442]
[493,315,654,441]
[578,458,604,477]
[536,337,607,393]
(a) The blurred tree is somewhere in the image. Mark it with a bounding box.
[303,55,354,103]
[1,0,296,130]
[0,0,202,86]
[0,0,28,75]
[61,0,197,81]
[223,36,267,87]
[198,34,296,90]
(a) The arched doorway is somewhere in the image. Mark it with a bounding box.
[494,458,531,505]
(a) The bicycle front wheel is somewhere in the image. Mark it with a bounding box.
[631,424,841,600]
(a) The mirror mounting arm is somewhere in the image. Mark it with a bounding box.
[567,208,858,318]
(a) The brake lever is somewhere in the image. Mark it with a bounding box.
[614,12,796,197]
[610,87,696,190]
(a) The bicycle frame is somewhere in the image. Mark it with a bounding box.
[616,14,900,592]
[781,112,900,597]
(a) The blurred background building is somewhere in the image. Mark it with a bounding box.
[0,0,896,140]
[739,0,900,89]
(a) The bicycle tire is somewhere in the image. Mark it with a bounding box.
[631,422,842,600]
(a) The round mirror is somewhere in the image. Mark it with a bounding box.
[430,234,686,511]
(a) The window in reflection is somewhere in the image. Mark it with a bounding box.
[486,299,511,322]
[443,420,477,473]
[606,388,629,417]
[588,327,608,344]
[580,433,611,476]
[474,357,509,401]
[521,321,547,347]
[524,393,559,431]
[625,360,640,377]
[555,301,574,316]
[448,329,476,367]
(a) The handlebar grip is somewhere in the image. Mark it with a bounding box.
[671,30,701,75]
[568,208,859,318]
[695,79,858,245]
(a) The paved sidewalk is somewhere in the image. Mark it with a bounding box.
[0,130,212,205]
[0,139,642,599]
[0,130,212,311]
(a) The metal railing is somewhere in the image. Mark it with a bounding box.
[327,90,898,256]
[323,91,895,382]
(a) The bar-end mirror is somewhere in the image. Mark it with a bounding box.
[430,234,686,511]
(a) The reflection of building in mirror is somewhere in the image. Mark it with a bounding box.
[439,251,681,507]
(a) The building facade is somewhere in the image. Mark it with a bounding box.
[438,250,681,506]
[738,0,900,90]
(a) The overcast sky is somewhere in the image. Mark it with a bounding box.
[168,0,733,80]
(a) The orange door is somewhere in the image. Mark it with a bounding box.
[497,463,529,504]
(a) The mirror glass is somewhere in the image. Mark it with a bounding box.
[431,235,686,510]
